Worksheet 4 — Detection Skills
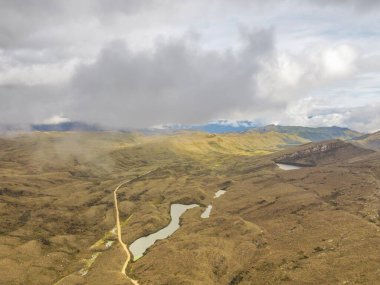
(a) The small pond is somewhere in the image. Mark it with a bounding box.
[201,189,227,219]
[276,163,302,170]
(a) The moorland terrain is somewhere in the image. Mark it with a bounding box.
[0,129,380,285]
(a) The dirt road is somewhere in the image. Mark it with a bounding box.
[113,170,155,285]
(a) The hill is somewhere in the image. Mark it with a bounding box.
[1,131,380,285]
[162,131,308,156]
[31,121,103,132]
[353,131,380,150]
[273,140,374,166]
[29,120,363,145]
[158,120,258,133]
[253,125,362,142]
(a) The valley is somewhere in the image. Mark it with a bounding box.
[2,1,380,284]
[0,130,379,284]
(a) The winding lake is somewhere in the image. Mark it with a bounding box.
[129,204,198,261]
[130,189,228,260]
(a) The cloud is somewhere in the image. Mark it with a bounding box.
[67,29,276,128]
[0,0,379,131]
[43,115,70,125]
[0,57,77,86]
[305,0,380,12]
[283,97,380,132]
[0,84,69,126]
[342,104,380,132]
[0,0,155,48]
[255,44,359,108]
[0,29,280,128]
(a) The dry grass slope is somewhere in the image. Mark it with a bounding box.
[0,131,379,284]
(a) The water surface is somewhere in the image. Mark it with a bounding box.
[201,205,213,218]
[214,190,226,198]
[129,204,198,260]
[276,163,302,170]
[201,189,227,219]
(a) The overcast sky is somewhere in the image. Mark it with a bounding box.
[0,0,379,131]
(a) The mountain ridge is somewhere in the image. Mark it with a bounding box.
[29,120,364,142]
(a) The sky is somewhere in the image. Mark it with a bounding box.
[0,0,380,132]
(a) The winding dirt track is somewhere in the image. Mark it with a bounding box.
[113,170,155,285]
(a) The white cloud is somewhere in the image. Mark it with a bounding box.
[42,115,71,125]
[321,45,357,78]
[0,57,78,86]
[254,44,359,108]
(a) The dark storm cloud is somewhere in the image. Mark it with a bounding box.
[68,29,277,128]
[0,0,285,129]
[0,29,280,129]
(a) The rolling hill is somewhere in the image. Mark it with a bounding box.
[253,125,363,142]
[29,120,363,144]
[273,139,374,166]
[1,130,380,285]
[353,131,380,150]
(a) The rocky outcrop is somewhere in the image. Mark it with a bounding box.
[274,140,373,166]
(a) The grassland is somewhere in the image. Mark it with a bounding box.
[0,131,379,284]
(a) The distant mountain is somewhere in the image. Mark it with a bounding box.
[253,125,363,142]
[30,119,364,143]
[31,120,258,133]
[274,140,374,166]
[159,120,258,133]
[353,131,380,150]
[158,122,363,141]
[31,121,103,132]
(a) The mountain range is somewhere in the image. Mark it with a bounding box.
[30,120,364,142]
